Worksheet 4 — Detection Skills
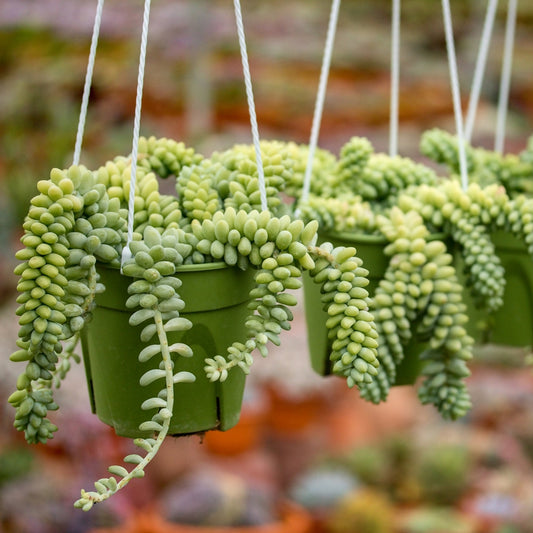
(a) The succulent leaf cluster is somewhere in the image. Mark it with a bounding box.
[331,136,439,206]
[75,226,195,510]
[72,206,380,508]
[506,193,533,256]
[96,154,183,233]
[397,181,512,312]
[307,243,379,387]
[359,209,473,420]
[299,194,377,235]
[276,140,338,198]
[184,207,380,383]
[10,136,381,509]
[18,128,533,507]
[210,141,293,213]
[299,136,480,419]
[10,165,124,444]
[421,128,533,196]
[137,135,203,179]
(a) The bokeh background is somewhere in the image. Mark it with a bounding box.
[1,1,533,532]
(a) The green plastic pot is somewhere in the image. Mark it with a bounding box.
[81,262,255,438]
[457,231,533,347]
[303,231,442,385]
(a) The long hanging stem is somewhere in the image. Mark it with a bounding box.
[53,264,99,388]
[75,307,175,510]
[116,308,175,485]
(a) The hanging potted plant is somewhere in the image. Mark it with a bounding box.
[282,136,473,419]
[294,136,443,380]
[289,117,533,415]
[420,127,533,347]
[7,136,381,510]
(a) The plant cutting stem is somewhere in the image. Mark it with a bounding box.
[118,308,175,482]
[76,306,174,509]
[308,244,335,264]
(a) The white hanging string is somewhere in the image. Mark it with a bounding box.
[297,0,341,216]
[464,0,498,143]
[389,0,401,157]
[232,0,267,212]
[122,0,152,267]
[73,0,105,166]
[441,0,469,191]
[495,0,517,154]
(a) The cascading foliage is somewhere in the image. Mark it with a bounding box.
[420,128,533,197]
[9,165,124,444]
[397,181,509,312]
[330,136,440,207]
[299,131,533,419]
[294,134,532,419]
[14,131,532,507]
[75,225,196,511]
[358,208,473,419]
[307,242,379,387]
[9,136,382,509]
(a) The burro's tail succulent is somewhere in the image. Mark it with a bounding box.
[358,208,473,420]
[9,165,124,445]
[332,136,439,205]
[75,225,197,510]
[74,208,380,510]
[8,143,381,509]
[420,127,533,196]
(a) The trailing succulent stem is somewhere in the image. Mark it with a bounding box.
[398,182,510,312]
[75,213,380,509]
[9,136,382,510]
[95,154,183,233]
[306,243,379,387]
[331,136,439,205]
[296,135,479,419]
[9,165,124,444]
[75,226,195,510]
[358,209,473,420]
[52,263,98,387]
[13,132,533,514]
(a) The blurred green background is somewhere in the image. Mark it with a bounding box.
[1,1,533,532]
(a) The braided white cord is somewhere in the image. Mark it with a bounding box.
[495,0,517,154]
[73,0,105,166]
[297,0,341,216]
[122,0,152,267]
[233,0,267,211]
[389,0,401,157]
[442,0,469,191]
[464,0,498,143]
